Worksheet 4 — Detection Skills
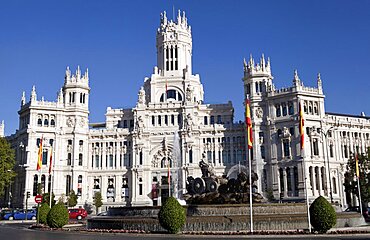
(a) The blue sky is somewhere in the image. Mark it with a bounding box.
[1,0,369,135]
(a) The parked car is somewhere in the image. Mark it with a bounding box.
[2,209,37,220]
[1,209,14,220]
[13,209,37,220]
[68,208,87,220]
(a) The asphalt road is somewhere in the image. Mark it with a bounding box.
[1,222,370,240]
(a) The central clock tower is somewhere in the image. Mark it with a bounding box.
[156,10,192,77]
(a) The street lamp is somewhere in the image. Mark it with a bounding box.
[319,126,335,203]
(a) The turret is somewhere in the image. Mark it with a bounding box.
[156,10,192,77]
[63,66,90,111]
[242,54,273,100]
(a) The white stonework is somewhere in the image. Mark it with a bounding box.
[4,11,370,210]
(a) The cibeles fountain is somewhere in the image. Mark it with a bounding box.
[88,134,361,232]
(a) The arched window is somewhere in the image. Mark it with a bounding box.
[78,153,83,166]
[33,175,38,196]
[37,118,42,126]
[286,168,292,191]
[161,158,172,168]
[66,175,71,195]
[276,105,281,117]
[50,119,55,127]
[288,102,294,115]
[332,177,337,194]
[279,168,284,192]
[41,175,46,193]
[77,175,82,196]
[282,103,287,116]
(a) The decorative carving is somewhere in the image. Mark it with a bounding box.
[67,117,75,127]
[80,117,86,127]
[136,116,144,139]
[256,107,263,118]
[186,84,193,102]
[138,87,145,105]
[184,113,193,136]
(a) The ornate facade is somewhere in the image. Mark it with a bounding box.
[4,11,370,210]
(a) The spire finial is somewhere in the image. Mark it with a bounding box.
[21,91,26,106]
[293,69,301,86]
[317,72,322,88]
[30,85,37,102]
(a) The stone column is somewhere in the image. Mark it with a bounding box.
[311,167,316,196]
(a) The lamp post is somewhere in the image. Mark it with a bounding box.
[320,126,334,203]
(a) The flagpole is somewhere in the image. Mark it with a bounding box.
[299,101,311,233]
[356,154,363,216]
[49,142,54,207]
[245,95,253,233]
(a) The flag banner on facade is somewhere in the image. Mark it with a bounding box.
[299,102,305,150]
[49,145,53,174]
[245,98,253,149]
[36,137,43,171]
[355,154,360,177]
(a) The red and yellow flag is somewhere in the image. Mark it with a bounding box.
[299,102,305,150]
[49,145,53,174]
[245,98,253,149]
[355,154,360,177]
[36,137,43,171]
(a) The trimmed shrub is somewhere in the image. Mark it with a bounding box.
[310,196,337,233]
[47,203,69,228]
[158,197,186,234]
[38,203,50,224]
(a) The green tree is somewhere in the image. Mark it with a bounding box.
[38,203,51,224]
[0,138,16,197]
[47,203,69,228]
[67,190,78,207]
[93,192,103,213]
[344,150,370,204]
[42,192,56,207]
[158,197,186,234]
[310,196,337,233]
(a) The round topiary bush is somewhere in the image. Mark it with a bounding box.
[158,197,186,234]
[310,196,337,233]
[38,203,50,224]
[47,203,69,228]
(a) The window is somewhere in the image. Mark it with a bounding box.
[109,154,114,167]
[167,90,176,99]
[77,175,82,196]
[279,168,284,192]
[78,153,83,166]
[287,168,292,191]
[33,175,38,196]
[95,155,100,168]
[42,150,48,165]
[165,115,168,125]
[50,119,55,127]
[288,102,294,115]
[158,115,162,126]
[37,118,42,126]
[282,103,287,116]
[210,116,215,124]
[79,140,83,146]
[313,138,319,156]
[189,149,193,163]
[67,153,72,165]
[289,127,295,136]
[139,151,143,165]
[283,139,290,157]
[260,146,265,159]
[204,116,208,125]
[329,145,334,158]
[171,115,175,125]
[217,115,222,124]
[123,120,128,128]
[151,116,155,126]
[66,175,71,195]
[139,178,143,195]
[276,105,281,117]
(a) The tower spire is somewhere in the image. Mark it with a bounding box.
[293,69,301,86]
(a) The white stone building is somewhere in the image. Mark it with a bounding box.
[4,11,370,209]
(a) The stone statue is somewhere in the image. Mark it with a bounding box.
[186,84,193,102]
[138,87,145,105]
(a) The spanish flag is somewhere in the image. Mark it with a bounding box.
[299,102,304,150]
[355,154,360,177]
[49,145,53,174]
[245,98,253,149]
[36,137,43,171]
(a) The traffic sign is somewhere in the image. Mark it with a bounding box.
[35,194,43,204]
